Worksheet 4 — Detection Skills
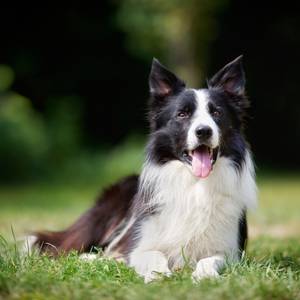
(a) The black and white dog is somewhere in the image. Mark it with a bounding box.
[31,56,257,282]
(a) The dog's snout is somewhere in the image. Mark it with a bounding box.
[195,126,212,140]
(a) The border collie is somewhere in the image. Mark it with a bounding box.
[31,56,257,282]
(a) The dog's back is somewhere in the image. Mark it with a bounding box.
[34,175,138,255]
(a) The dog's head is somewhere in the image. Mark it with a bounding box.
[147,56,249,178]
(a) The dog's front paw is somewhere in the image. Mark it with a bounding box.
[142,258,172,283]
[130,250,172,283]
[192,264,219,282]
[144,269,172,283]
[192,256,224,282]
[79,253,99,261]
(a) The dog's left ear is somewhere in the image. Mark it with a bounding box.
[208,56,245,96]
[149,58,185,99]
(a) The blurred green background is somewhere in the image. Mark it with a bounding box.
[0,1,299,239]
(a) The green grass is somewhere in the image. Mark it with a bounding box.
[0,237,300,300]
[0,149,300,299]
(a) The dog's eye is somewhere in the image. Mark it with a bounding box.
[212,109,221,118]
[177,111,189,118]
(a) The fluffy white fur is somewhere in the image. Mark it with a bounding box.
[129,151,256,282]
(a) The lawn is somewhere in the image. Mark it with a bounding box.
[0,165,300,299]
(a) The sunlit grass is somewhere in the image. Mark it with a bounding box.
[255,174,300,224]
[0,140,300,299]
[0,236,300,300]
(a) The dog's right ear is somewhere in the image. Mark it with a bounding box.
[208,56,245,96]
[149,58,185,100]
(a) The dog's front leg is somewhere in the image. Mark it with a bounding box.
[192,255,225,282]
[129,250,171,283]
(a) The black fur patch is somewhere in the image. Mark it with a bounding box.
[147,90,198,164]
[207,88,247,170]
[238,211,248,256]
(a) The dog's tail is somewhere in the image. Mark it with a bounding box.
[33,175,138,256]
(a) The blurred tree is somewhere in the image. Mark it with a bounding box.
[45,96,83,165]
[0,2,149,147]
[116,0,227,85]
[0,65,14,92]
[0,0,298,175]
[209,0,300,168]
[0,66,48,181]
[0,67,84,181]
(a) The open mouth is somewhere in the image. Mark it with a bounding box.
[183,145,219,178]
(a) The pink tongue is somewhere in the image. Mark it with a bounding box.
[191,148,212,178]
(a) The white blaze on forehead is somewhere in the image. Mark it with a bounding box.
[187,89,219,149]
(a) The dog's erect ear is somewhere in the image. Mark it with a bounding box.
[208,56,245,96]
[149,58,185,99]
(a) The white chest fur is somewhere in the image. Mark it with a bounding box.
[131,152,257,269]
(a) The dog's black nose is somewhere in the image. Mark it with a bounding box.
[195,126,212,140]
